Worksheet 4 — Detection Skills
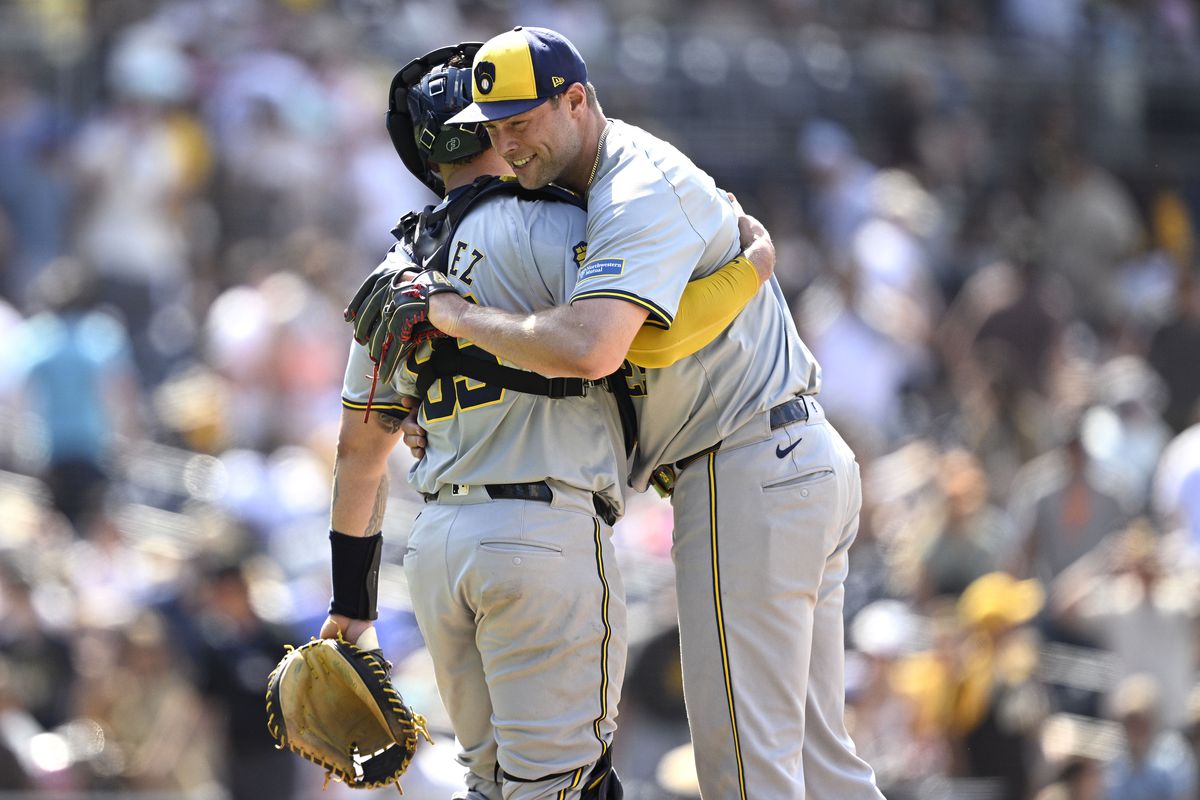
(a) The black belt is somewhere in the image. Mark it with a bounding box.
[423,481,618,526]
[652,396,812,496]
[676,396,810,472]
[768,395,811,430]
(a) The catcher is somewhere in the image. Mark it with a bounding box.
[279,40,774,800]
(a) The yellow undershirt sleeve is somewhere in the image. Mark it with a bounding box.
[625,255,760,369]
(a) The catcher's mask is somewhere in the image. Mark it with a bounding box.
[387,42,487,194]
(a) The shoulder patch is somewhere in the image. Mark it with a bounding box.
[578,257,624,282]
[573,241,588,269]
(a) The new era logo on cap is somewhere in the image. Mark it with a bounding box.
[446,27,587,124]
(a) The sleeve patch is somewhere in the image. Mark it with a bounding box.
[578,257,625,282]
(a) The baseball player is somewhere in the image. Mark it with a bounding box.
[319,43,774,800]
[404,27,887,800]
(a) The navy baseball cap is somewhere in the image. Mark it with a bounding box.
[446,27,587,124]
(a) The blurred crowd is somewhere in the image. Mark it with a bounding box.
[0,0,1198,798]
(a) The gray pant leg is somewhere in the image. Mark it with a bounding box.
[670,417,883,800]
[405,505,501,797]
[407,501,627,800]
[799,445,885,798]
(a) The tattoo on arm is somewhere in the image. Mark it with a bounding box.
[365,475,388,536]
[375,413,404,434]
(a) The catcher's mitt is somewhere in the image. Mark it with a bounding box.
[365,270,459,384]
[266,634,430,791]
[345,258,416,347]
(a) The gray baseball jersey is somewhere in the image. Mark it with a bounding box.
[571,119,822,490]
[343,188,627,800]
[343,193,627,517]
[574,119,883,799]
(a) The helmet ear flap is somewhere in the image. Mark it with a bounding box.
[386,74,440,194]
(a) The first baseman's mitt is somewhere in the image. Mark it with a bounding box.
[266,635,430,791]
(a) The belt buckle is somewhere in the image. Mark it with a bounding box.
[547,377,580,398]
[650,464,676,498]
[451,484,470,496]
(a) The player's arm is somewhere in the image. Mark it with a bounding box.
[626,211,773,367]
[431,294,648,380]
[319,377,411,646]
[322,333,427,644]
[330,406,405,536]
[429,211,774,377]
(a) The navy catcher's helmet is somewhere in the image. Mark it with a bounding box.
[386,43,488,194]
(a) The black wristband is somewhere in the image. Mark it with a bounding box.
[329,529,383,620]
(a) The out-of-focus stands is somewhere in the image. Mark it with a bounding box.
[1,1,1200,798]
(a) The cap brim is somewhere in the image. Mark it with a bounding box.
[446,96,548,124]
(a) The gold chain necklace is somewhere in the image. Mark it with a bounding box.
[587,121,612,187]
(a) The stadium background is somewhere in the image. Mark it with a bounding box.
[0,0,1199,798]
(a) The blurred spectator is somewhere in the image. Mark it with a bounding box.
[892,572,1048,800]
[1035,144,1143,331]
[11,258,140,528]
[1053,521,1200,731]
[800,265,931,451]
[1008,425,1133,589]
[73,612,216,792]
[1079,357,1173,509]
[1036,756,1105,800]
[1147,270,1200,434]
[943,227,1067,398]
[1152,422,1200,550]
[205,46,336,246]
[951,572,1049,800]
[64,505,175,629]
[190,561,299,800]
[916,449,1009,606]
[797,118,877,254]
[845,600,946,797]
[1103,674,1197,800]
[0,657,36,790]
[0,561,73,730]
[1001,0,1086,48]
[0,64,70,305]
[71,23,209,383]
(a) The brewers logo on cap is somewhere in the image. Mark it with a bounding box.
[475,61,496,95]
[447,27,588,124]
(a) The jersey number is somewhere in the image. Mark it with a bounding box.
[620,361,648,398]
[411,342,505,422]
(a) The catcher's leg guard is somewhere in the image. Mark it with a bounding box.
[499,750,621,800]
[581,750,622,800]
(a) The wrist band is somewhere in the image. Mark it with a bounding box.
[329,529,383,620]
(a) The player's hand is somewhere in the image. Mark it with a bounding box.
[319,613,375,648]
[401,405,427,460]
[725,191,775,283]
[740,215,774,283]
[427,292,469,338]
